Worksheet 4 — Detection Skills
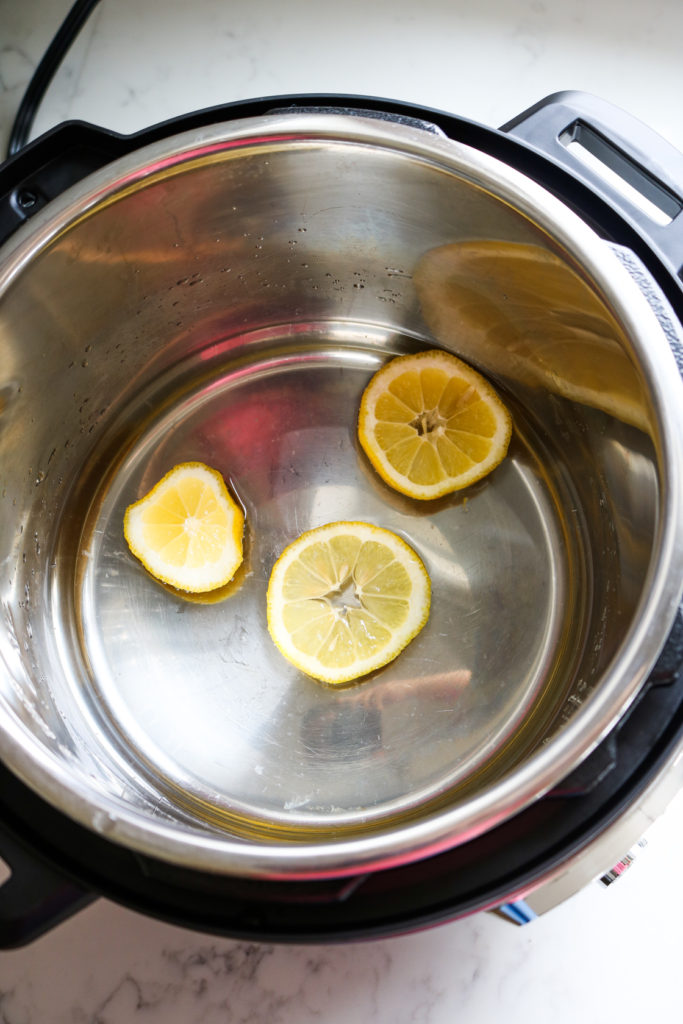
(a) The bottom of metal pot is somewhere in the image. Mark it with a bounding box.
[50,322,588,842]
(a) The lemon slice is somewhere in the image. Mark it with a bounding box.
[267,521,430,685]
[123,462,244,593]
[358,349,512,500]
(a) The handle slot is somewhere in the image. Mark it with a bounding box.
[502,91,683,282]
[560,120,681,227]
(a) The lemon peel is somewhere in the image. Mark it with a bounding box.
[358,349,512,500]
[123,461,244,593]
[266,520,430,685]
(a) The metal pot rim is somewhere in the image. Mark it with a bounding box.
[1,110,682,879]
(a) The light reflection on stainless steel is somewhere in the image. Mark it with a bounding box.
[0,112,681,877]
[413,239,651,430]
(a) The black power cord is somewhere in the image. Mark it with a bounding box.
[6,0,104,158]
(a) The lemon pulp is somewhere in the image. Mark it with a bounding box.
[358,349,512,500]
[123,462,244,593]
[267,521,430,685]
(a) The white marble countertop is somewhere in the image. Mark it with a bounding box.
[1,0,683,1020]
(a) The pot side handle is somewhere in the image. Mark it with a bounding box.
[501,91,683,282]
[0,120,133,249]
[0,818,95,948]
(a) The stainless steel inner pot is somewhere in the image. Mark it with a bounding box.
[1,111,682,879]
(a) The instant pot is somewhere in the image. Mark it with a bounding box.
[0,89,682,947]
